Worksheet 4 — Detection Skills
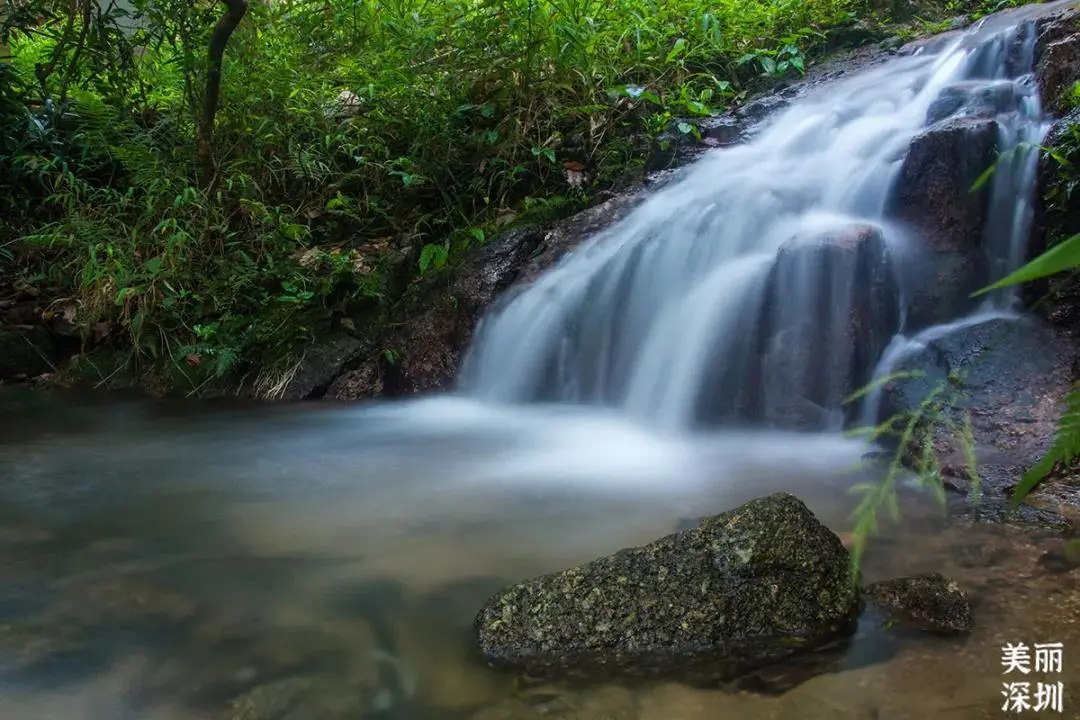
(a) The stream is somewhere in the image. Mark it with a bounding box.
[1,390,1078,719]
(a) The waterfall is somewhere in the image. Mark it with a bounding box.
[458,7,1054,432]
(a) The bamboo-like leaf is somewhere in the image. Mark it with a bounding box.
[972,232,1080,297]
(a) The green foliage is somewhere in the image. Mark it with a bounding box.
[974,230,1080,296]
[842,371,978,573]
[0,0,997,391]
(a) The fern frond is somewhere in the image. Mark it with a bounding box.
[1011,384,1080,507]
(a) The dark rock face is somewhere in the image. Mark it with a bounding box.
[925,80,1024,125]
[1035,11,1080,115]
[1026,108,1080,329]
[393,227,544,395]
[324,359,384,401]
[888,117,998,255]
[885,117,999,329]
[473,493,859,684]
[875,315,1080,522]
[276,336,370,401]
[512,193,647,287]
[751,224,901,428]
[317,227,544,401]
[863,573,972,635]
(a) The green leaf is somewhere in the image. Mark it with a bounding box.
[418,244,448,273]
[970,162,997,193]
[665,38,688,64]
[676,121,694,135]
[144,257,162,274]
[972,232,1080,296]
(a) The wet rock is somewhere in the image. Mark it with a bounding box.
[886,117,999,330]
[863,573,972,635]
[1037,35,1080,115]
[1035,13,1080,115]
[951,541,1009,568]
[954,500,1073,534]
[227,675,371,720]
[875,315,1080,516]
[925,80,1026,125]
[473,493,859,684]
[887,117,998,253]
[513,194,647,287]
[275,336,370,401]
[756,223,901,427]
[320,227,544,400]
[1026,108,1080,328]
[393,227,545,395]
[1038,546,1080,574]
[323,359,383,402]
[878,316,1067,441]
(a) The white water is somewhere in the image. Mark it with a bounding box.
[458,5,1054,434]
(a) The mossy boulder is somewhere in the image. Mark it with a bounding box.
[863,573,972,635]
[473,493,859,684]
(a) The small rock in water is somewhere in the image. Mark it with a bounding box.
[228,675,370,720]
[474,493,859,684]
[863,573,972,635]
[1038,549,1080,574]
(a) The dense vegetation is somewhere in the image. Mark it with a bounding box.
[0,0,1024,393]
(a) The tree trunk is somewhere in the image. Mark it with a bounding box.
[197,0,248,188]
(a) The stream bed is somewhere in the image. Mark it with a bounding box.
[1,388,1078,719]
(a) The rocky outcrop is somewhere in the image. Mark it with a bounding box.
[306,227,543,401]
[1026,108,1080,328]
[886,118,999,328]
[874,315,1079,524]
[863,573,972,635]
[925,80,1026,125]
[473,493,859,684]
[893,119,1004,335]
[750,224,901,428]
[1035,8,1080,115]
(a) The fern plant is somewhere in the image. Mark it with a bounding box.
[842,370,979,574]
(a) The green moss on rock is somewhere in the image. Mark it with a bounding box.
[473,492,859,683]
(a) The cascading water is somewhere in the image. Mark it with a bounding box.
[459,6,1054,433]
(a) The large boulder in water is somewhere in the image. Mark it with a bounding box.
[473,493,859,684]
[887,117,998,255]
[745,223,901,428]
[885,117,999,330]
